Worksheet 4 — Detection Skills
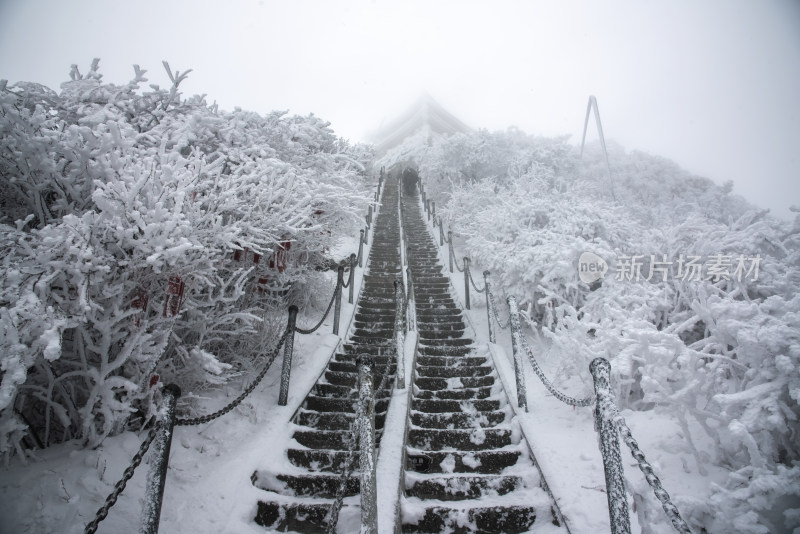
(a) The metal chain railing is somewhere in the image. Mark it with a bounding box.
[488,290,510,329]
[520,334,594,407]
[176,326,290,426]
[613,410,693,533]
[467,263,486,293]
[294,285,339,335]
[84,428,157,534]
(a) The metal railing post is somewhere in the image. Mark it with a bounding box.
[278,306,298,406]
[348,253,356,304]
[140,384,180,534]
[366,206,372,228]
[439,218,444,245]
[484,271,495,343]
[363,225,368,245]
[394,278,406,390]
[507,296,528,412]
[357,356,378,534]
[590,358,631,534]
[358,230,364,268]
[463,257,471,310]
[406,266,415,332]
[448,231,454,273]
[333,265,344,335]
[431,201,436,224]
[426,200,431,221]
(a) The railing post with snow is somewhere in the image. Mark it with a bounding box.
[140,384,180,534]
[278,306,298,406]
[431,200,436,224]
[463,257,471,310]
[448,231,454,273]
[357,356,378,534]
[439,217,445,246]
[358,229,364,268]
[366,205,372,228]
[348,253,356,304]
[507,296,528,412]
[590,357,631,534]
[363,224,369,245]
[394,278,406,390]
[333,265,344,335]
[484,271,495,344]
[406,266,415,332]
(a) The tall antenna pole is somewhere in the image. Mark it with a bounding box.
[580,96,616,201]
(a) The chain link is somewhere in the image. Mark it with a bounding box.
[450,245,464,273]
[84,427,157,534]
[520,335,595,407]
[295,284,339,335]
[467,264,486,293]
[612,411,694,533]
[488,291,510,329]
[176,327,290,425]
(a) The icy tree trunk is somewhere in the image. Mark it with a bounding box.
[507,296,528,412]
[140,384,180,534]
[278,306,298,406]
[357,357,377,534]
[590,357,631,534]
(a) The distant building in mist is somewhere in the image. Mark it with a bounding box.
[369,93,472,156]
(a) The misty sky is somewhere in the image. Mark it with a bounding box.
[1,0,798,219]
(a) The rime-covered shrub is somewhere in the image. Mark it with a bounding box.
[0,60,373,457]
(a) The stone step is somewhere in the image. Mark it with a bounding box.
[405,475,521,500]
[417,346,474,357]
[415,355,487,368]
[405,450,521,474]
[255,500,357,533]
[415,364,490,378]
[295,410,388,432]
[417,338,474,348]
[414,375,494,390]
[252,471,359,498]
[410,410,506,428]
[400,504,537,534]
[413,398,501,413]
[408,428,513,450]
[287,448,359,472]
[414,387,493,401]
[327,361,396,375]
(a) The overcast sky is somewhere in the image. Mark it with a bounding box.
[1,0,798,219]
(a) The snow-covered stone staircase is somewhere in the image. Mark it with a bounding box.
[399,184,565,533]
[251,178,401,532]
